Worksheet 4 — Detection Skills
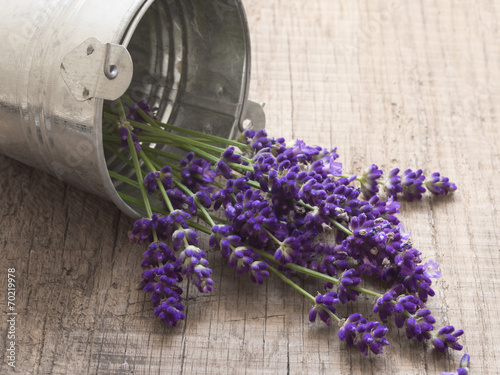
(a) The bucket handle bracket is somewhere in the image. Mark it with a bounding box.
[60,37,133,102]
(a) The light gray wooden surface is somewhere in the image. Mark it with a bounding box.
[1,0,499,374]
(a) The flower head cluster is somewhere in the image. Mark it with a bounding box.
[309,292,339,326]
[338,313,390,355]
[432,325,464,353]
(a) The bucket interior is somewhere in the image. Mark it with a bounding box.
[102,0,250,217]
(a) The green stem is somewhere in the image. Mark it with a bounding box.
[267,265,315,303]
[140,152,175,213]
[119,95,160,129]
[115,96,250,149]
[252,248,382,299]
[115,98,127,121]
[169,175,216,227]
[120,117,253,165]
[329,219,353,236]
[186,219,212,234]
[129,120,229,155]
[127,134,153,219]
[228,162,254,173]
[103,143,135,170]
[326,309,342,323]
[118,192,170,216]
[141,145,183,162]
[340,174,386,186]
[108,170,140,188]
[264,228,283,246]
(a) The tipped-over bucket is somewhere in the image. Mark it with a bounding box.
[0,0,265,218]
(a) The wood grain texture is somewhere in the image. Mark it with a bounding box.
[1,0,499,373]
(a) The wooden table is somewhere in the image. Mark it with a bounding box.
[1,1,499,373]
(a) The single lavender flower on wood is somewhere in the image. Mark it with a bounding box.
[249,261,269,285]
[432,325,464,353]
[425,172,458,195]
[338,313,390,355]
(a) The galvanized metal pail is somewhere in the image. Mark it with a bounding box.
[0,0,264,217]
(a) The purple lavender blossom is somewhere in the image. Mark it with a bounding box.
[249,261,269,284]
[309,292,339,326]
[401,169,426,201]
[144,172,160,194]
[216,160,233,179]
[154,297,186,326]
[423,259,441,279]
[338,268,362,303]
[338,313,390,355]
[432,325,464,353]
[139,262,185,326]
[359,164,383,198]
[441,353,470,375]
[228,246,259,275]
[119,125,141,152]
[160,166,173,189]
[373,284,404,321]
[383,168,403,197]
[177,245,214,293]
[405,308,436,342]
[221,146,243,164]
[424,172,457,195]
[274,237,300,264]
[128,215,159,243]
[141,242,175,268]
[127,100,157,123]
[116,110,464,355]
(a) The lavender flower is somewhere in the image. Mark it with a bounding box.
[139,262,185,326]
[228,246,259,275]
[401,169,426,201]
[177,245,214,293]
[119,124,141,152]
[384,168,403,197]
[423,259,441,279]
[338,268,362,303]
[249,261,269,285]
[144,172,160,194]
[309,292,339,326]
[128,215,159,243]
[425,172,458,195]
[405,309,436,342]
[221,146,243,164]
[373,284,404,321]
[127,100,157,123]
[141,242,175,268]
[432,325,464,353]
[359,164,383,198]
[441,353,470,375]
[338,313,390,355]
[274,237,300,264]
[154,297,186,327]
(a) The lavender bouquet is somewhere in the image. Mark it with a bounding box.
[103,98,468,374]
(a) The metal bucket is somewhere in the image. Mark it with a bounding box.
[0,0,265,218]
